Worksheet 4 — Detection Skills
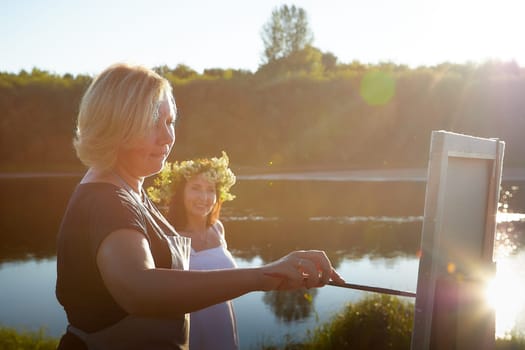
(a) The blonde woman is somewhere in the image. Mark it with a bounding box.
[55,63,344,350]
[149,152,239,349]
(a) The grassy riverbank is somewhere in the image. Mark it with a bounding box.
[3,295,524,350]
[262,294,525,350]
[0,326,58,350]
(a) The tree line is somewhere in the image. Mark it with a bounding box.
[0,59,525,173]
[2,3,524,172]
[0,59,524,172]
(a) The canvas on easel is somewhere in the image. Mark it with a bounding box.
[411,130,505,350]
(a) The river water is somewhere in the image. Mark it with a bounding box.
[0,173,523,349]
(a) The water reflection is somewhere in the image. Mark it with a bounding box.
[0,177,524,343]
[489,184,525,338]
[0,177,427,262]
[263,289,319,323]
[0,176,78,263]
[486,251,525,338]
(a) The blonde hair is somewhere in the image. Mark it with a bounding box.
[74,63,173,171]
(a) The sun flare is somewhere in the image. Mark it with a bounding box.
[485,254,525,338]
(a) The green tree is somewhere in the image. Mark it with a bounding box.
[172,64,198,79]
[321,51,338,72]
[256,45,324,77]
[261,4,313,64]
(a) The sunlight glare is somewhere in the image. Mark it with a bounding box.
[485,254,525,338]
[426,0,525,65]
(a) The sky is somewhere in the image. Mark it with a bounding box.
[2,0,525,76]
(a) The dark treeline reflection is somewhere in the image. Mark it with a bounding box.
[225,220,422,268]
[222,179,425,266]
[0,177,426,262]
[2,177,523,263]
[263,288,319,323]
[0,176,79,262]
[0,176,525,263]
[1,177,523,324]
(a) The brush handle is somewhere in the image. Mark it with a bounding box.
[328,281,416,298]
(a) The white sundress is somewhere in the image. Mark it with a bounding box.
[189,227,239,350]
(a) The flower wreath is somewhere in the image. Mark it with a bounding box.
[147,151,236,209]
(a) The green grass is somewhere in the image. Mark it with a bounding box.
[0,326,58,350]
[496,334,525,350]
[1,300,524,350]
[263,294,525,350]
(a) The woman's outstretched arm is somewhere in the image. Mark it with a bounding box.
[97,229,344,317]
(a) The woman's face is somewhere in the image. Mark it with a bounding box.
[183,173,217,219]
[117,95,176,178]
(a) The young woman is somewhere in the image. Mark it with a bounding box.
[149,152,240,349]
[55,63,345,350]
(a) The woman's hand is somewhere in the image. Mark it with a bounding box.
[259,250,345,291]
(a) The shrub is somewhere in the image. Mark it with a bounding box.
[304,294,414,350]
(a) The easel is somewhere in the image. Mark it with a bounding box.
[411,130,505,349]
[327,130,504,348]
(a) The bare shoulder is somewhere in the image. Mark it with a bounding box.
[213,220,226,237]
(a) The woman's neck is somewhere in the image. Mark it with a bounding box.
[83,167,144,199]
[186,220,208,233]
[112,167,144,196]
[185,215,208,233]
